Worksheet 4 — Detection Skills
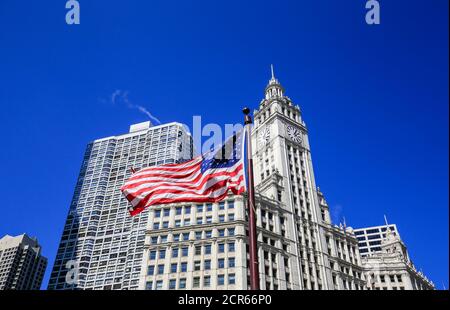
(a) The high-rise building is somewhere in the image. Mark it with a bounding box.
[48,121,193,290]
[354,223,401,257]
[139,70,366,290]
[0,234,47,290]
[251,69,366,290]
[355,223,434,290]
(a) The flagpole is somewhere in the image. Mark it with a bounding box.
[243,107,260,290]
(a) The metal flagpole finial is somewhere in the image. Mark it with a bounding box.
[271,64,275,79]
[384,214,389,226]
[243,107,252,125]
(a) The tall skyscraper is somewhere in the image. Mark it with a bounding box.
[0,234,47,290]
[251,69,365,290]
[139,70,366,290]
[48,121,193,290]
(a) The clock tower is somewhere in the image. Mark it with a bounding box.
[250,67,365,290]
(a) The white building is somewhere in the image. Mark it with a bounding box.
[139,70,366,290]
[48,121,193,290]
[354,223,400,257]
[356,224,435,290]
[0,234,47,290]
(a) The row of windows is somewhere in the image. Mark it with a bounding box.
[148,257,236,275]
[153,213,235,229]
[150,228,236,244]
[154,201,235,218]
[150,242,236,260]
[146,273,236,290]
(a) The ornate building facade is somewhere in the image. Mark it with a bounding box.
[250,69,366,290]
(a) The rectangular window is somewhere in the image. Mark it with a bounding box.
[185,206,191,214]
[229,258,235,268]
[228,242,235,252]
[172,248,179,258]
[228,228,235,236]
[218,243,225,253]
[218,275,225,286]
[170,263,177,273]
[182,247,189,257]
[197,205,203,212]
[195,232,202,240]
[163,209,170,217]
[195,246,202,255]
[218,229,225,237]
[169,279,176,290]
[228,201,234,209]
[181,262,188,272]
[205,244,212,255]
[219,202,225,210]
[204,276,211,287]
[206,204,213,212]
[145,281,153,290]
[179,278,186,289]
[176,207,182,215]
[156,280,163,290]
[229,214,235,221]
[157,265,164,275]
[194,261,201,271]
[149,251,156,260]
[193,277,200,288]
[229,274,236,285]
[154,210,161,218]
[218,258,225,268]
[159,250,166,259]
[153,223,159,230]
[219,215,225,223]
[147,266,154,276]
[204,260,211,270]
[205,231,212,239]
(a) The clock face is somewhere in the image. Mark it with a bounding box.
[258,127,270,147]
[286,125,302,144]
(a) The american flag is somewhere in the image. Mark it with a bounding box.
[121,130,246,216]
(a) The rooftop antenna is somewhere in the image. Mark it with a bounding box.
[271,64,275,79]
[384,214,389,226]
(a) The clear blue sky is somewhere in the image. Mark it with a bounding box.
[0,0,448,289]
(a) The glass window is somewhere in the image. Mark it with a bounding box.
[229,274,235,285]
[228,228,235,236]
[194,261,201,271]
[153,223,159,229]
[219,202,225,210]
[163,209,170,217]
[147,266,154,275]
[197,205,203,212]
[218,229,225,237]
[156,280,163,290]
[182,247,189,257]
[229,258,235,268]
[205,244,212,255]
[145,281,153,290]
[154,210,161,218]
[204,260,211,270]
[172,248,179,258]
[229,214,235,221]
[218,275,225,286]
[193,277,200,288]
[206,204,213,212]
[157,265,164,274]
[169,279,176,290]
[149,251,156,260]
[228,242,235,252]
[159,250,166,259]
[176,207,182,215]
[181,262,187,272]
[195,231,202,240]
[219,215,225,223]
[185,206,191,214]
[204,276,211,287]
[228,201,234,209]
[179,278,186,289]
[218,243,225,253]
[171,263,177,273]
[218,258,225,268]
